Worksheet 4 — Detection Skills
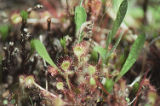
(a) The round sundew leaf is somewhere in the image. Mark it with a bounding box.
[25,75,35,88]
[61,60,71,71]
[73,45,84,57]
[90,77,96,85]
[88,65,96,75]
[56,82,64,90]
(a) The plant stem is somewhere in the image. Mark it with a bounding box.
[65,74,71,91]
[80,0,84,7]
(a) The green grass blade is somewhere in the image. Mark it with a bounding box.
[106,32,124,60]
[74,6,87,33]
[31,39,57,68]
[115,34,145,82]
[106,0,128,51]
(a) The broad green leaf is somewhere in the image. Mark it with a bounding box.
[115,34,145,82]
[0,25,10,40]
[106,0,128,51]
[31,39,57,68]
[74,6,87,32]
[104,78,114,93]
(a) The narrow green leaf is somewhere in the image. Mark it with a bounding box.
[60,37,66,49]
[74,6,87,32]
[115,34,145,82]
[106,0,128,51]
[31,39,57,68]
[106,32,123,60]
[0,25,10,40]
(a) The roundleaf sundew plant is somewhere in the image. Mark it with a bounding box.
[2,0,159,105]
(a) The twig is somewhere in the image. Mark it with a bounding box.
[128,97,136,105]
[34,82,57,98]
